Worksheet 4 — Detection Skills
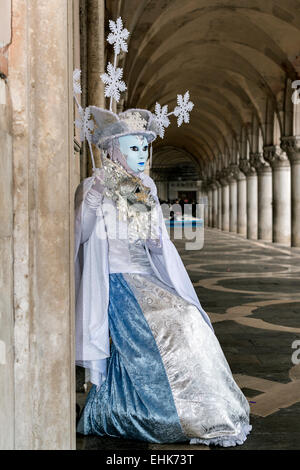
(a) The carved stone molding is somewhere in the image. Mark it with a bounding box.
[210,179,221,189]
[281,136,300,164]
[239,158,256,177]
[217,168,231,186]
[249,152,271,174]
[263,145,290,169]
[215,170,222,185]
[202,177,211,192]
[227,163,240,182]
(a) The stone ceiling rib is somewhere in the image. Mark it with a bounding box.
[117,0,300,169]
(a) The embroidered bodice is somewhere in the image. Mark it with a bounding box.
[102,195,155,275]
[81,159,162,276]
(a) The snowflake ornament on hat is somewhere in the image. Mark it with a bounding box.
[73,17,194,171]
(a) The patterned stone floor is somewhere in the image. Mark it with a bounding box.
[76,228,300,450]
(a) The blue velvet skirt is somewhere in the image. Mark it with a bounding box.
[77,272,251,446]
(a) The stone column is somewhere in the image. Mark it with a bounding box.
[239,159,258,240]
[218,170,230,232]
[196,179,203,219]
[217,180,222,229]
[211,181,219,228]
[196,184,205,223]
[0,77,14,450]
[85,0,105,173]
[163,181,169,201]
[250,152,273,241]
[227,164,239,233]
[159,181,168,201]
[8,0,76,449]
[203,179,209,228]
[264,145,291,245]
[236,169,247,236]
[281,137,300,247]
[207,183,213,227]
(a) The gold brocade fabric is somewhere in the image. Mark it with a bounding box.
[97,157,160,243]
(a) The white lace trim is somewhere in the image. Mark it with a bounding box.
[190,424,252,447]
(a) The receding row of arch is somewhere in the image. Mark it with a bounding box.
[106,0,300,176]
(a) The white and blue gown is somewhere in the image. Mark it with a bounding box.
[75,172,252,447]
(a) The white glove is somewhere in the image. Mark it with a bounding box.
[81,175,105,243]
[84,175,104,212]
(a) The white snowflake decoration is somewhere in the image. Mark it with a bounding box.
[101,63,127,103]
[173,91,194,127]
[75,106,94,143]
[72,16,196,173]
[107,17,130,55]
[122,112,147,132]
[73,68,82,95]
[154,103,170,138]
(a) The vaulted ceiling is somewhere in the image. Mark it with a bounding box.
[107,0,300,177]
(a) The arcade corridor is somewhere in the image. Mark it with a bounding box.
[2,0,300,449]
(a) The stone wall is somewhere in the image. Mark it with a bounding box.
[0,76,14,450]
[0,0,77,449]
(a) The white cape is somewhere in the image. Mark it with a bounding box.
[74,173,213,385]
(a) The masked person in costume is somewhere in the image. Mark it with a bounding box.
[74,18,251,447]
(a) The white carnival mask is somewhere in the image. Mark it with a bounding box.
[118,135,149,173]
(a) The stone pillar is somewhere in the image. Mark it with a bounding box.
[0,77,14,450]
[7,0,76,449]
[236,169,247,236]
[218,170,230,232]
[203,180,209,228]
[207,184,213,227]
[211,181,219,228]
[250,153,273,241]
[227,165,239,233]
[281,137,300,247]
[217,182,222,229]
[239,159,258,240]
[156,181,168,201]
[196,183,205,223]
[264,145,291,245]
[196,180,203,218]
[163,181,169,201]
[86,0,105,173]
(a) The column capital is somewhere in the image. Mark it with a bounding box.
[263,145,290,169]
[239,158,256,176]
[227,163,241,182]
[216,168,230,186]
[207,180,215,191]
[209,179,221,190]
[202,177,211,192]
[281,136,300,164]
[249,152,271,174]
[212,179,222,189]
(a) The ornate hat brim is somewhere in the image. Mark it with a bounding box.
[90,106,158,149]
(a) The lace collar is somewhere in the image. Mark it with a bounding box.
[98,157,157,212]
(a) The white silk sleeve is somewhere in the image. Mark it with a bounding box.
[81,188,104,244]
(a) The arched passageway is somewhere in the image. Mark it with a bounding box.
[2,0,300,451]
[75,0,300,452]
[107,0,300,247]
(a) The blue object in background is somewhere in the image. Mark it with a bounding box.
[164,218,204,228]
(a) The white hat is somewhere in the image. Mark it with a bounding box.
[90,108,159,150]
[73,17,194,170]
